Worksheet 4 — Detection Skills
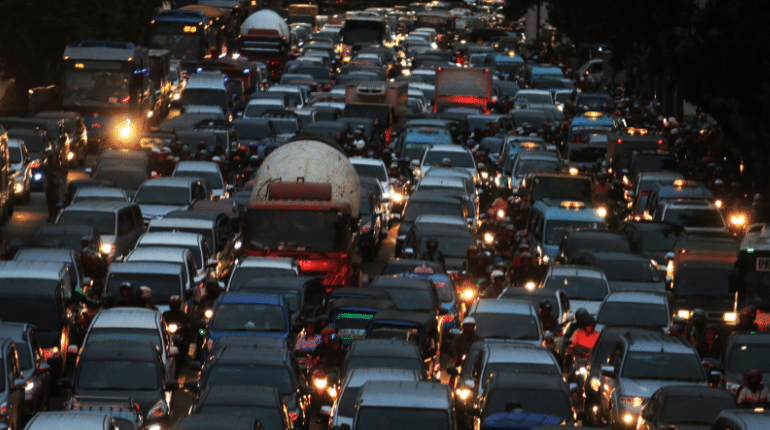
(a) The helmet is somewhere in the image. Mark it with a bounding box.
[169,295,182,308]
[197,141,207,150]
[119,282,132,291]
[355,126,364,135]
[584,316,597,328]
[426,238,438,250]
[754,193,764,201]
[490,270,504,280]
[139,286,152,300]
[486,208,496,219]
[250,155,260,167]
[328,334,341,344]
[740,307,754,320]
[462,317,476,326]
[714,178,724,186]
[667,324,683,336]
[672,316,687,327]
[211,156,222,163]
[575,308,589,320]
[539,300,552,311]
[691,309,707,322]
[441,157,452,167]
[181,145,191,155]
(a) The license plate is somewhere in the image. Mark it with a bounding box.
[757,258,770,272]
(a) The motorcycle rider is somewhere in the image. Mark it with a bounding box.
[137,286,158,311]
[484,270,507,298]
[310,326,338,365]
[420,238,446,270]
[312,331,345,368]
[564,308,590,339]
[114,282,136,307]
[539,300,559,333]
[737,370,770,409]
[163,296,192,363]
[351,126,367,154]
[687,309,708,344]
[733,307,760,332]
[510,243,536,285]
[568,316,599,354]
[451,317,483,364]
[294,318,322,357]
[695,325,723,360]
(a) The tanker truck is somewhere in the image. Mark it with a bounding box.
[241,136,362,291]
[238,9,292,79]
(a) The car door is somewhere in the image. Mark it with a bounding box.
[158,321,176,380]
[6,344,23,425]
[601,343,623,419]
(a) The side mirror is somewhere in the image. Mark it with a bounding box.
[85,167,93,176]
[67,344,79,355]
[165,380,180,391]
[227,184,235,193]
[600,365,615,377]
[543,332,554,340]
[402,247,415,258]
[569,382,578,393]
[38,363,51,374]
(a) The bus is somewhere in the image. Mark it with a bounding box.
[732,224,770,329]
[149,10,213,70]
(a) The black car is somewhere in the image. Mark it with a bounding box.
[401,222,477,273]
[191,386,292,430]
[618,221,683,265]
[396,191,470,256]
[570,251,666,292]
[367,275,441,317]
[61,341,179,428]
[0,337,26,430]
[637,385,737,430]
[671,259,734,333]
[556,230,632,265]
[0,322,52,418]
[340,339,426,381]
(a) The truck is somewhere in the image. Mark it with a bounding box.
[287,4,319,28]
[148,49,172,122]
[433,67,492,114]
[344,81,407,145]
[243,137,362,291]
[239,9,292,80]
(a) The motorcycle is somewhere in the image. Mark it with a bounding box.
[568,344,592,384]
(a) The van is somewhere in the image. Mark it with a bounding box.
[0,261,76,376]
[352,381,453,430]
[643,180,713,221]
[56,201,145,261]
[181,71,230,116]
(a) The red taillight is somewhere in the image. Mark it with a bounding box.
[121,95,130,103]
[289,412,298,422]
[385,129,392,143]
[30,160,41,168]
[657,140,663,144]
[617,139,623,144]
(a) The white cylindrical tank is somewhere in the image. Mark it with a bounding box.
[240,9,290,39]
[251,139,361,217]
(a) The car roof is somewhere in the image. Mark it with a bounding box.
[127,247,190,262]
[424,145,472,154]
[486,371,568,392]
[472,298,537,316]
[533,200,605,223]
[0,260,66,280]
[148,218,215,229]
[81,340,159,361]
[107,261,183,275]
[74,187,127,198]
[91,308,161,330]
[623,330,696,354]
[418,176,465,187]
[484,343,557,365]
[604,290,667,304]
[349,158,387,167]
[575,251,652,263]
[411,223,474,238]
[716,410,770,428]
[14,248,77,262]
[25,412,113,430]
[140,176,198,187]
[238,276,317,291]
[137,232,203,246]
[414,214,467,226]
[211,346,290,365]
[0,323,29,343]
[347,339,422,358]
[547,265,606,279]
[658,385,735,399]
[176,161,221,173]
[61,201,135,213]
[219,291,283,306]
[369,275,434,290]
[345,368,422,387]
[198,385,282,407]
[237,257,297,269]
[358,381,450,409]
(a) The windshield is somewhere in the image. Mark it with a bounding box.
[0,297,58,331]
[236,288,298,313]
[369,327,421,345]
[175,170,223,189]
[135,185,190,206]
[338,386,360,417]
[93,169,147,191]
[58,211,115,235]
[664,209,724,228]
[9,146,21,164]
[181,89,226,112]
[138,244,203,268]
[229,268,296,291]
[530,176,592,203]
[728,343,770,372]
[346,357,423,375]
[622,352,704,381]
[148,227,214,253]
[86,328,162,350]
[402,142,431,160]
[271,120,299,135]
[639,226,680,251]
[245,209,347,252]
[597,302,668,327]
[16,343,32,370]
[515,159,560,178]
[544,276,608,300]
[403,201,463,223]
[417,235,475,258]
[674,267,732,297]
[423,151,475,168]
[634,156,679,173]
[482,363,559,386]
[354,164,387,182]
[598,260,663,283]
[545,221,605,245]
[356,407,447,430]
[211,303,287,332]
[206,365,293,394]
[106,273,181,305]
[62,70,130,108]
[483,389,570,420]
[660,395,736,425]
[472,313,539,340]
[378,287,434,312]
[77,359,159,390]
[467,117,503,132]
[150,34,202,62]
[199,406,283,430]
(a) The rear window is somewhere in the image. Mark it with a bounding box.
[353,164,387,182]
[58,211,115,235]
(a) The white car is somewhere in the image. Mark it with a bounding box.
[419,145,477,180]
[227,256,300,291]
[8,138,31,203]
[173,160,230,200]
[540,265,610,316]
[135,232,213,286]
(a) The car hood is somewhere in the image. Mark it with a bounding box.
[608,280,666,292]
[619,378,707,399]
[674,296,732,313]
[73,387,163,418]
[445,256,465,272]
[139,203,188,219]
[568,300,602,316]
[208,329,291,342]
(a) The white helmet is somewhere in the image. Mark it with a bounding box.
[491,270,505,280]
[462,317,476,326]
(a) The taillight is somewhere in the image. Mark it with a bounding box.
[147,400,167,418]
[289,412,298,422]
[385,129,392,143]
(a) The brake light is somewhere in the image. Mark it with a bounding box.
[617,139,623,144]
[385,128,392,143]
[30,160,41,169]
[147,400,167,418]
[0,402,6,418]
[42,347,59,360]
[289,412,298,422]
[121,95,130,103]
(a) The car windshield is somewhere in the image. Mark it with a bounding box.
[530,176,592,203]
[0,296,58,331]
[597,302,668,328]
[483,389,571,420]
[175,170,223,189]
[482,363,559,385]
[622,352,704,381]
[199,406,284,430]
[58,211,115,235]
[233,121,273,139]
[514,159,560,178]
[417,235,476,258]
[206,365,293,394]
[634,156,679,173]
[544,276,608,300]
[338,386,361,417]
[15,342,32,370]
[211,303,287,332]
[423,151,475,168]
[86,328,162,350]
[467,117,503,132]
[663,209,724,228]
[353,164,387,182]
[597,260,663,283]
[356,407,448,430]
[369,327,421,345]
[639,226,680,251]
[147,227,215,254]
[137,243,203,268]
[236,287,299,313]
[377,287,434,312]
[346,357,423,375]
[9,146,22,164]
[403,201,463,223]
[106,273,181,305]
[229,268,296,290]
[545,221,605,245]
[93,169,147,191]
[134,185,190,206]
[659,395,736,425]
[674,267,732,297]
[77,359,159,390]
[245,209,347,252]
[472,313,539,340]
[360,196,372,216]
[727,344,770,372]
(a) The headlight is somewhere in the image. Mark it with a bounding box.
[480,171,489,180]
[623,413,634,424]
[67,151,75,161]
[525,281,536,290]
[314,377,327,389]
[715,199,723,209]
[33,173,43,181]
[100,243,114,255]
[462,288,476,301]
[234,239,242,250]
[25,379,34,392]
[597,207,607,218]
[205,309,214,319]
[497,209,505,219]
[14,183,23,193]
[724,312,736,322]
[456,388,471,400]
[568,166,579,175]
[484,232,494,244]
[621,396,645,408]
[678,310,691,319]
[589,377,600,392]
[393,192,403,203]
[173,93,181,100]
[730,213,747,227]
[328,386,337,398]
[168,323,179,333]
[666,260,674,279]
[402,69,411,76]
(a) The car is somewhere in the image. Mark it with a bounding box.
[367,275,441,317]
[643,180,714,221]
[396,191,471,255]
[0,322,52,418]
[555,230,631,265]
[133,176,212,222]
[595,290,672,331]
[71,187,129,205]
[23,411,136,430]
[56,201,145,261]
[710,409,770,430]
[189,345,309,429]
[231,276,325,328]
[636,385,737,430]
[103,261,189,312]
[465,299,542,345]
[171,413,264,430]
[571,251,666,291]
[227,257,300,291]
[617,221,683,265]
[146,217,219,260]
[627,150,680,179]
[7,138,31,203]
[89,164,150,200]
[653,199,727,234]
[173,161,231,200]
[63,396,142,429]
[413,176,468,198]
[203,292,292,361]
[13,247,89,293]
[125,246,200,295]
[540,265,610,316]
[350,158,392,228]
[340,339,427,381]
[327,368,422,429]
[35,224,101,254]
[498,287,572,326]
[190,385,293,430]
[627,171,684,219]
[0,337,26,430]
[350,381,454,430]
[135,232,213,285]
[401,222,477,273]
[418,145,477,180]
[721,332,770,397]
[671,255,735,332]
[508,150,562,192]
[163,209,239,260]
[359,189,383,260]
[596,330,709,429]
[61,341,179,429]
[79,308,179,380]
[524,199,607,263]
[474,372,576,428]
